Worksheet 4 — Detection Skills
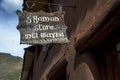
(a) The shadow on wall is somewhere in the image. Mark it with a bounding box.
[74,62,95,80]
[73,50,102,80]
[67,0,97,37]
[75,0,97,22]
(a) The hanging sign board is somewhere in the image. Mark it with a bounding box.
[16,10,69,45]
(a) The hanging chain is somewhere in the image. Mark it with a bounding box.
[48,3,52,12]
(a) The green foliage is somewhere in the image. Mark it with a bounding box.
[0,53,23,80]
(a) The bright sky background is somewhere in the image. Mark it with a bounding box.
[0,0,28,58]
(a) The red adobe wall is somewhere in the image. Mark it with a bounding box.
[21,0,120,80]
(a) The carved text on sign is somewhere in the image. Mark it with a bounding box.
[16,10,69,45]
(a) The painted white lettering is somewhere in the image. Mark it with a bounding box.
[54,17,60,22]
[40,32,65,38]
[26,16,32,24]
[33,16,38,24]
[26,16,60,24]
[34,24,54,31]
[24,33,38,39]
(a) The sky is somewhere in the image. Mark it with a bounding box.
[0,0,28,58]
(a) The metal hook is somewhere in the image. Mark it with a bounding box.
[26,1,36,9]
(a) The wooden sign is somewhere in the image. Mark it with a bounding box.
[16,10,69,45]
